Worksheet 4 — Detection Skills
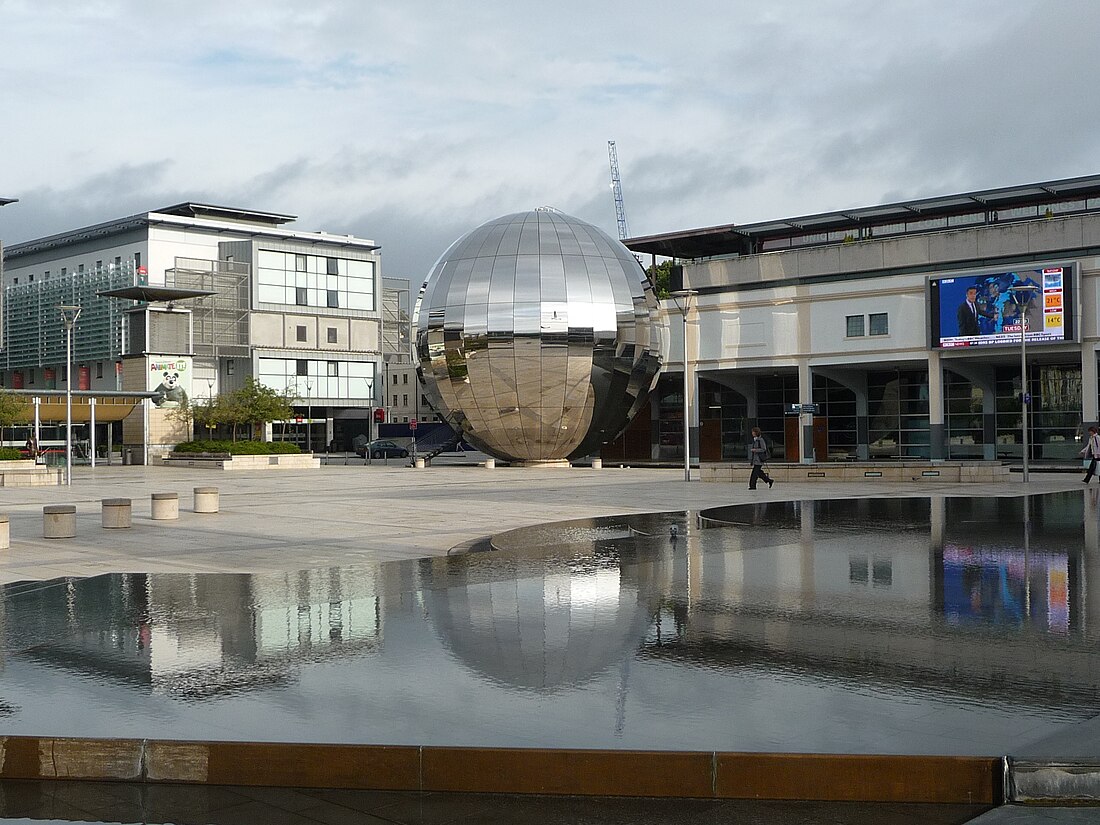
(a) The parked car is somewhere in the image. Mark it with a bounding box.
[357,439,409,459]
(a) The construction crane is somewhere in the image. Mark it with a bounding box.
[607,140,630,240]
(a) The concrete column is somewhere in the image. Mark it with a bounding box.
[928,350,945,460]
[1082,346,1098,429]
[798,360,814,464]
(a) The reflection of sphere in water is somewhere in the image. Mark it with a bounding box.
[414,210,667,463]
[420,551,662,692]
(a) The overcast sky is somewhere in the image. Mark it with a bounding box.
[2,1,1098,280]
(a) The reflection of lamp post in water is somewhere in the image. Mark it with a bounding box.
[669,290,698,483]
[59,306,81,487]
[1009,284,1040,483]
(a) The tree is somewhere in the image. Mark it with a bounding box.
[646,260,676,299]
[0,389,28,447]
[233,378,295,440]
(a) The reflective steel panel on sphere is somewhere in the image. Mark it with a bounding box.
[415,210,667,463]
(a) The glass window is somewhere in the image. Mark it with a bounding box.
[296,359,308,377]
[846,315,865,337]
[327,289,339,308]
[227,360,235,376]
[296,287,308,306]
[327,361,339,377]
[402,373,408,384]
[869,313,889,336]
[96,362,103,379]
[296,254,308,272]
[327,327,337,344]
[296,325,307,342]
[326,257,339,276]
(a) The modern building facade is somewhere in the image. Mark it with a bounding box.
[623,175,1100,467]
[2,203,383,453]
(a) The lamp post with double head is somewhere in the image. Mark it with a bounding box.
[669,290,698,482]
[59,306,81,486]
[1009,283,1040,483]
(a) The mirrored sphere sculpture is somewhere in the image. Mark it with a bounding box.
[414,210,667,463]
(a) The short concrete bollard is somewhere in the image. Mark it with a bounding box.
[591,458,603,470]
[0,514,8,550]
[484,458,496,469]
[102,498,132,529]
[151,492,179,521]
[414,457,425,469]
[193,487,219,514]
[43,504,76,539]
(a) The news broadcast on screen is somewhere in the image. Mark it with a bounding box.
[929,264,1074,349]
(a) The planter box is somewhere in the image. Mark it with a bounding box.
[165,452,320,470]
[700,461,1011,484]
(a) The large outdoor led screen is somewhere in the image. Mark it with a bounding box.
[929,264,1075,349]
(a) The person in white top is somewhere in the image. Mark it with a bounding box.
[1081,425,1100,484]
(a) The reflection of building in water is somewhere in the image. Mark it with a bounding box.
[418,542,669,692]
[6,567,382,698]
[654,494,1098,711]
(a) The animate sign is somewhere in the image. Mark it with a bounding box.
[147,356,192,408]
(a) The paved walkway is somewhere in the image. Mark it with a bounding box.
[0,464,1085,584]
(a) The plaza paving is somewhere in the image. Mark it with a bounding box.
[0,462,1087,584]
[0,463,1095,824]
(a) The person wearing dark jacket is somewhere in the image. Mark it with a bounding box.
[748,427,774,490]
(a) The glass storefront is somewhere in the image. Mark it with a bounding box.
[867,370,930,459]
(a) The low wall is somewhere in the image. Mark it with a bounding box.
[164,453,320,471]
[0,735,1000,804]
[701,461,1011,484]
[0,460,62,486]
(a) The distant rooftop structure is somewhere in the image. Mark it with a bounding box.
[624,174,1100,260]
[153,203,295,226]
[6,201,379,259]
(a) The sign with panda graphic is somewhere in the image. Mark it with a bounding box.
[147,356,192,409]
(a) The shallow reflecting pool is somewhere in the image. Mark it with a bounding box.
[2,492,1098,755]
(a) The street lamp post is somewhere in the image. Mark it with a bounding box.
[669,290,698,482]
[206,377,214,440]
[305,378,313,453]
[1009,284,1040,483]
[59,306,81,487]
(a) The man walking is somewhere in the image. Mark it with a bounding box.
[1081,425,1100,484]
[749,426,774,490]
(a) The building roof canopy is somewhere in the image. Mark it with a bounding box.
[624,173,1100,259]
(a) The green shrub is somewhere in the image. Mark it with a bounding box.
[0,447,24,461]
[173,440,301,455]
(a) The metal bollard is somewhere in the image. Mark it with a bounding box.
[151,492,179,521]
[102,498,132,529]
[43,504,77,539]
[193,487,219,514]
